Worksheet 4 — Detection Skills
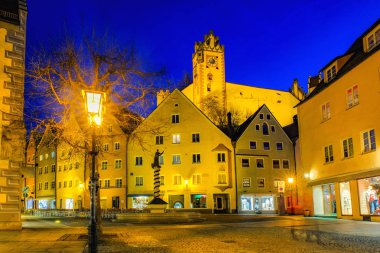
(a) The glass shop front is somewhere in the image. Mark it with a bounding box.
[358,176,380,215]
[241,194,276,213]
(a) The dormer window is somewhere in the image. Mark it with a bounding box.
[327,65,336,81]
[365,27,380,52]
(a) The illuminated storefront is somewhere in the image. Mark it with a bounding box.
[312,184,336,216]
[132,196,149,209]
[358,176,380,215]
[240,194,276,213]
[339,182,352,215]
[190,194,206,208]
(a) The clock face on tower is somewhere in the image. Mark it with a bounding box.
[206,56,217,68]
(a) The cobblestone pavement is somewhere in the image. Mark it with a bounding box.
[0,215,378,252]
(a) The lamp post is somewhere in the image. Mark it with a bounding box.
[83,90,105,253]
[288,177,294,214]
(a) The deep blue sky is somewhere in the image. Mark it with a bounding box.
[27,0,380,92]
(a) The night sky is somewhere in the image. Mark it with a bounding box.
[26,0,379,91]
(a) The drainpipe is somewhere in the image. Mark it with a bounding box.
[227,112,239,213]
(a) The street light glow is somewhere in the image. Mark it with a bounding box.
[288,177,294,184]
[82,90,105,126]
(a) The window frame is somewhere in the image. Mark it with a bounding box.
[172,114,180,123]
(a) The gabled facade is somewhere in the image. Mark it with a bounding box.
[128,89,236,213]
[234,105,296,214]
[298,19,380,221]
[35,126,57,209]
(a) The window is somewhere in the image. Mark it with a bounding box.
[58,166,62,172]
[274,179,281,189]
[104,179,110,188]
[75,162,80,169]
[172,114,180,123]
[108,125,113,132]
[38,183,42,190]
[45,153,48,159]
[112,196,120,209]
[101,161,108,170]
[218,173,227,184]
[116,179,122,188]
[271,126,275,132]
[51,164,56,172]
[249,141,256,149]
[69,180,72,187]
[272,160,280,169]
[346,85,359,108]
[115,159,122,169]
[51,151,55,158]
[282,160,290,169]
[256,158,264,169]
[276,143,283,150]
[64,181,67,188]
[368,34,375,50]
[114,142,120,151]
[376,29,380,46]
[242,177,251,187]
[160,176,164,185]
[192,174,201,185]
[172,134,181,144]
[173,175,182,185]
[39,155,43,161]
[263,142,270,150]
[135,157,143,166]
[159,155,164,165]
[64,165,67,171]
[255,125,260,131]
[44,166,48,174]
[44,182,48,190]
[363,129,376,153]
[259,113,264,119]
[324,145,334,163]
[39,167,42,175]
[343,138,354,158]
[242,158,250,167]
[321,102,331,121]
[156,136,164,145]
[172,155,181,164]
[262,123,269,135]
[58,182,62,188]
[192,133,200,143]
[217,153,226,162]
[327,65,336,81]
[69,163,72,170]
[257,178,265,188]
[99,180,102,188]
[266,114,271,120]
[104,144,109,152]
[192,154,201,163]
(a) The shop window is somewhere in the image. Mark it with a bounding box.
[241,196,254,211]
[358,177,380,215]
[339,182,352,215]
[191,194,206,208]
[362,129,376,153]
[132,196,149,209]
[342,138,353,158]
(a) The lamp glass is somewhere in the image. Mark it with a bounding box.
[288,177,294,184]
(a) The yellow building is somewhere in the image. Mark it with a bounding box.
[180,31,303,127]
[234,105,296,214]
[35,126,57,209]
[0,0,27,230]
[128,89,236,213]
[297,19,380,221]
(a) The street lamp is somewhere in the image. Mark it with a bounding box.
[82,90,105,253]
[288,177,294,214]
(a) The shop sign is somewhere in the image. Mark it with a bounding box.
[278,181,285,192]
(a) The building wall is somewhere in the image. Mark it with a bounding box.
[0,1,27,230]
[128,89,236,212]
[235,105,296,213]
[298,47,380,220]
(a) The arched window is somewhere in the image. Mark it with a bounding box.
[262,123,269,135]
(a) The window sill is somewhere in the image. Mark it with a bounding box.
[342,156,353,160]
[324,161,334,165]
[362,149,376,155]
[321,117,331,124]
[346,102,359,110]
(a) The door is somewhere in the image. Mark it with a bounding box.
[216,197,223,210]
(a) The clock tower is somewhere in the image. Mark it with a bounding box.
[192,31,226,118]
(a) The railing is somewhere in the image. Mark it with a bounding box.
[24,208,149,219]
